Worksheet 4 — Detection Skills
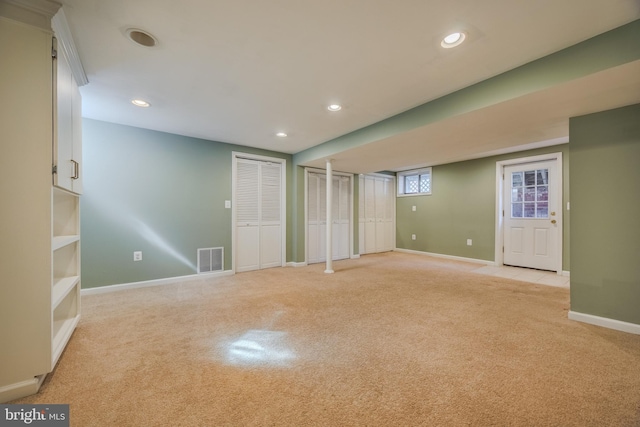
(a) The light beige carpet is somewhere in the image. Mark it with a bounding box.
[13,253,640,426]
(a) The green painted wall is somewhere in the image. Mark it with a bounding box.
[569,104,640,325]
[81,119,292,288]
[396,145,570,270]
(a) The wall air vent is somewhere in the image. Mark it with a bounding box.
[197,247,223,274]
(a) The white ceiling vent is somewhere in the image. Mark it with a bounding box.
[198,247,223,274]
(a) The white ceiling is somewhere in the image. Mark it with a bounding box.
[61,0,640,172]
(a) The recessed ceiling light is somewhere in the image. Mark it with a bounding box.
[441,32,466,48]
[276,132,288,137]
[126,28,158,48]
[131,99,150,107]
[327,104,342,112]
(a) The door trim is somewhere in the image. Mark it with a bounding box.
[495,152,563,274]
[232,152,287,273]
[304,167,354,265]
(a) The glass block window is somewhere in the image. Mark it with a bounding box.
[398,167,432,196]
[511,168,549,218]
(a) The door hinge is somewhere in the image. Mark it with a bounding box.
[502,210,504,217]
[51,48,57,59]
[502,246,504,253]
[52,165,57,175]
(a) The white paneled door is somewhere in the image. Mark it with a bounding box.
[235,157,284,272]
[503,160,559,271]
[360,175,395,255]
[307,172,351,264]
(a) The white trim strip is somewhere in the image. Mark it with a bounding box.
[286,261,307,267]
[568,311,640,335]
[81,270,234,296]
[393,248,496,266]
[0,377,41,404]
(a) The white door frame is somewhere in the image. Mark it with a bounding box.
[304,167,354,265]
[495,152,563,274]
[232,152,287,273]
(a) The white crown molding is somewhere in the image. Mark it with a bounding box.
[0,0,60,31]
[3,0,60,18]
[52,7,88,86]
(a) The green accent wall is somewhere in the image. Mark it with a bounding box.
[569,104,640,325]
[81,119,292,288]
[396,145,570,270]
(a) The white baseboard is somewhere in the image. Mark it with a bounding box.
[568,311,640,335]
[81,270,234,296]
[393,248,496,266]
[350,254,361,259]
[286,261,307,267]
[562,271,570,277]
[0,377,42,403]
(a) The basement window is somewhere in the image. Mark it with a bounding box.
[397,167,432,196]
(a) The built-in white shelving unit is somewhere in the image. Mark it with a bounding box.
[0,1,85,403]
[51,186,81,368]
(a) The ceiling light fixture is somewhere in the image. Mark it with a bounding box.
[125,28,158,48]
[327,104,342,112]
[441,31,466,48]
[276,132,288,137]
[131,99,150,107]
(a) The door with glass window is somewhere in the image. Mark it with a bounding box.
[503,160,559,271]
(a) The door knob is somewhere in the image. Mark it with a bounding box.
[551,219,556,224]
[551,211,556,216]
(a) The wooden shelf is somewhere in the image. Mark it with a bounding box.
[52,314,80,367]
[52,276,79,309]
[52,235,79,250]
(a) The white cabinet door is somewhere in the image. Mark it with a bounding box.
[54,46,82,194]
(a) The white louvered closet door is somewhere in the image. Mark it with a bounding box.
[235,159,282,272]
[259,162,282,269]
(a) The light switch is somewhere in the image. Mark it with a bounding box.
[225,200,231,209]
[412,206,416,212]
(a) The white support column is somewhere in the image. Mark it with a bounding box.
[325,159,334,274]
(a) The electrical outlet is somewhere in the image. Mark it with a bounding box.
[412,206,417,212]
[411,234,416,240]
[225,200,231,209]
[133,251,142,261]
[466,239,472,246]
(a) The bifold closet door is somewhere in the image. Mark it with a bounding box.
[307,173,326,264]
[236,159,282,272]
[307,173,350,264]
[332,176,350,260]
